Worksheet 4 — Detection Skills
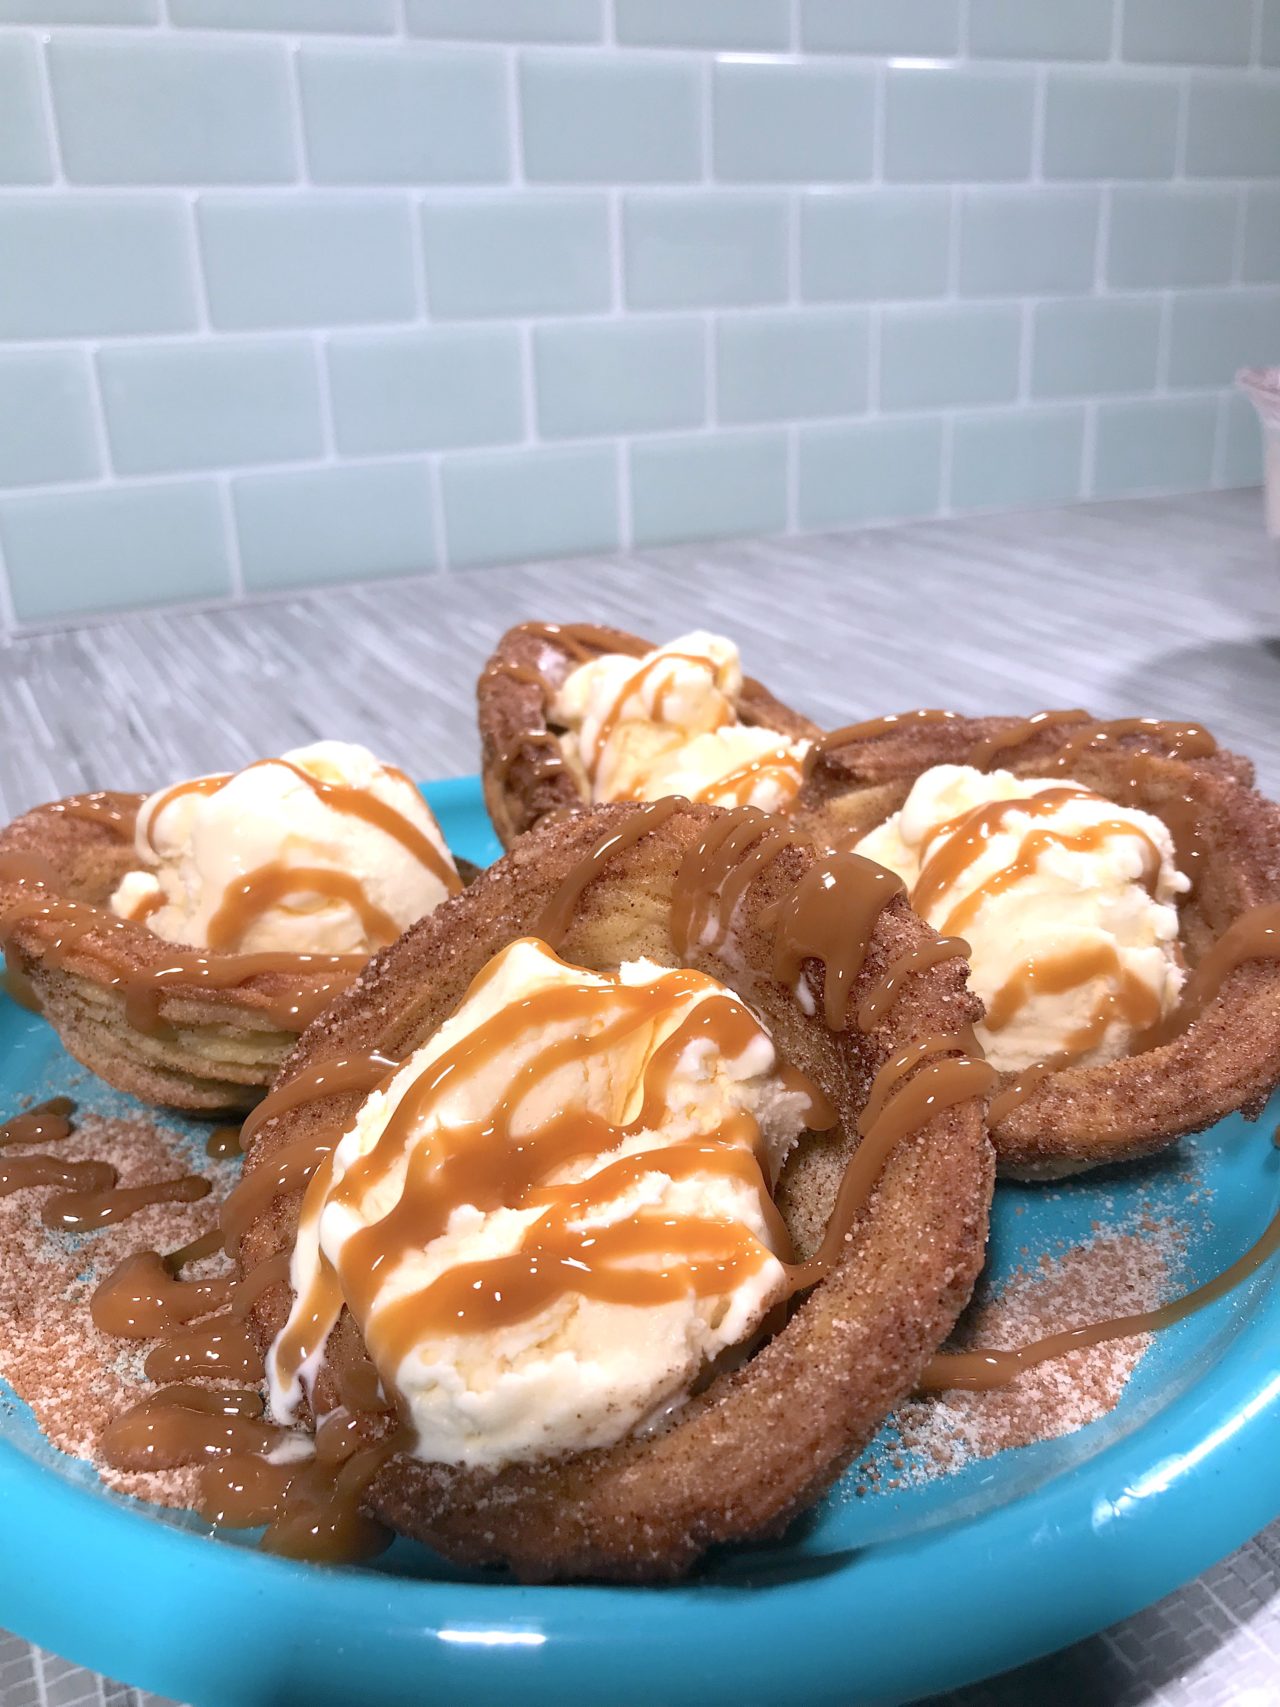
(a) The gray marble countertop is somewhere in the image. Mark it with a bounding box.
[1,488,1277,1707]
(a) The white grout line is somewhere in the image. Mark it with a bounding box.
[427,450,450,571]
[1080,398,1099,497]
[283,41,310,185]
[699,53,713,181]
[82,345,117,482]
[704,310,718,426]
[313,336,339,461]
[783,423,798,532]
[1231,185,1251,285]
[1155,291,1174,391]
[615,437,633,547]
[786,190,800,303]
[1211,390,1231,487]
[215,472,245,600]
[607,189,625,313]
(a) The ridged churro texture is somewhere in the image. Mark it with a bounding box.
[239,800,993,1581]
[798,716,1280,1177]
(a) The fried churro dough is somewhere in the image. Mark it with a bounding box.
[797,715,1280,1178]
[239,801,993,1581]
[0,796,354,1112]
[478,622,819,847]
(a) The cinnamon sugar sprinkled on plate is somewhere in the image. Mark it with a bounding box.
[0,1111,230,1507]
[879,1225,1178,1487]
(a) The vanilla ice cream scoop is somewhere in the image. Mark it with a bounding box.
[551,630,810,814]
[109,740,459,956]
[856,764,1188,1073]
[270,937,818,1469]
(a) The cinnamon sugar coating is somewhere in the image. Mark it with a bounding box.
[797,716,1280,1177]
[0,795,349,1112]
[239,800,993,1580]
[477,622,819,848]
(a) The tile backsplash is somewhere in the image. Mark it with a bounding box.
[0,0,1278,631]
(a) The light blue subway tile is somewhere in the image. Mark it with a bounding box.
[409,0,601,39]
[522,54,700,184]
[1043,72,1179,180]
[423,194,609,317]
[1219,393,1264,487]
[714,61,874,184]
[1167,291,1280,388]
[796,417,943,529]
[1122,0,1251,65]
[171,0,393,27]
[0,0,155,20]
[884,66,1034,183]
[534,319,704,438]
[197,194,416,329]
[48,36,296,184]
[0,39,52,184]
[298,44,507,184]
[97,339,323,476]
[879,304,1020,412]
[630,431,786,546]
[0,482,230,623]
[234,462,436,590]
[716,310,867,424]
[801,0,959,54]
[327,327,523,453]
[0,195,197,338]
[950,406,1085,511]
[1093,397,1217,497]
[1186,77,1280,178]
[1243,188,1280,284]
[958,188,1099,297]
[443,445,618,567]
[615,0,786,48]
[1264,0,1280,64]
[1031,298,1161,398]
[625,193,787,309]
[800,189,950,302]
[1106,187,1238,289]
[0,351,98,487]
[968,0,1112,60]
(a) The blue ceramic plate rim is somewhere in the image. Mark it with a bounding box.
[1,776,1278,1707]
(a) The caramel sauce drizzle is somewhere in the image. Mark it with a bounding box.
[135,756,460,952]
[910,787,1096,923]
[45,1172,210,1234]
[689,745,808,809]
[205,862,401,954]
[0,862,365,1035]
[856,939,970,1031]
[1137,901,1280,1049]
[967,710,1091,770]
[766,852,906,1031]
[511,621,650,664]
[535,797,682,948]
[813,709,962,759]
[0,1095,75,1148]
[922,1198,1280,1391]
[46,792,138,839]
[206,1124,244,1161]
[584,650,720,791]
[671,807,803,958]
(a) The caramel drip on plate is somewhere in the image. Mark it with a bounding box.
[856,939,970,1030]
[44,1172,210,1234]
[766,852,905,1031]
[206,1124,244,1160]
[0,1095,75,1148]
[92,1250,231,1338]
[46,792,138,838]
[535,797,681,947]
[966,710,1092,770]
[0,864,364,1035]
[814,709,961,758]
[1137,901,1280,1049]
[0,1153,115,1200]
[99,1386,286,1471]
[205,862,401,954]
[921,1197,1280,1392]
[165,1227,228,1269]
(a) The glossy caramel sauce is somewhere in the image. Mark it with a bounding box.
[44,1171,210,1233]
[922,1198,1280,1391]
[46,792,138,838]
[206,1124,244,1160]
[205,862,401,954]
[0,1095,75,1148]
[0,865,365,1035]
[967,710,1091,770]
[766,852,905,1031]
[856,939,970,1030]
[535,797,681,947]
[813,709,961,760]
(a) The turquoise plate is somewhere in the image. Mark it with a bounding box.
[1,776,1278,1707]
